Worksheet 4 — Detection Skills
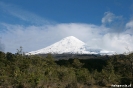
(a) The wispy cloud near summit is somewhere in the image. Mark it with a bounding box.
[102,12,125,33]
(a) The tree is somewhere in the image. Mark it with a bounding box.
[72,58,84,69]
[16,46,24,55]
[127,52,133,84]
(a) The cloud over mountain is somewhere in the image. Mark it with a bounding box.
[1,20,133,54]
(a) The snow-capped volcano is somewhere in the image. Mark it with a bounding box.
[26,36,115,55]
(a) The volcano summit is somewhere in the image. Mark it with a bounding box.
[26,36,114,55]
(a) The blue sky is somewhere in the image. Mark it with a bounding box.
[0,0,133,53]
[0,0,133,24]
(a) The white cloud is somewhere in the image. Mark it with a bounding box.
[102,12,115,24]
[126,20,133,29]
[1,22,133,54]
[102,12,124,33]
[102,33,133,53]
[102,12,123,25]
[126,20,133,34]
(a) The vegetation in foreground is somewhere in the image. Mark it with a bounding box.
[0,50,133,88]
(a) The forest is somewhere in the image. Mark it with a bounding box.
[0,50,133,88]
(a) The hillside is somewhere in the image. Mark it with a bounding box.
[0,51,132,88]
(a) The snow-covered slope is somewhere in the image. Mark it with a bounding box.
[26,36,115,55]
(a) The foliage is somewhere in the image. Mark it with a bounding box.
[0,51,132,87]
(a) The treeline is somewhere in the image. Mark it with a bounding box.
[0,51,133,88]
